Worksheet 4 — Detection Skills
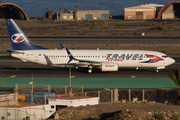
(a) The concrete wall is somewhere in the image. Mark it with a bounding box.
[143,10,155,19]
[162,5,174,19]
[124,10,136,20]
[58,13,74,20]
[77,10,109,20]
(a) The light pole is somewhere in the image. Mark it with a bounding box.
[69,67,71,87]
[30,74,34,103]
[69,67,72,97]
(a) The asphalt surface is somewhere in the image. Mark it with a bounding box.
[1,35,180,44]
[0,54,179,78]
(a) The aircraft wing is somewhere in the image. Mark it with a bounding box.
[65,47,103,65]
[52,60,102,67]
[59,43,103,66]
[75,59,102,63]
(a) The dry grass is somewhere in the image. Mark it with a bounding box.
[0,20,180,35]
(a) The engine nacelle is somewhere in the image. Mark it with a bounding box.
[101,62,118,71]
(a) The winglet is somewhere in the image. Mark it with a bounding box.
[60,43,65,50]
[65,48,75,64]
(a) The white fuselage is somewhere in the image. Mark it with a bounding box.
[11,49,175,68]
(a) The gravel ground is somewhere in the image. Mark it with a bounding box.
[51,101,180,120]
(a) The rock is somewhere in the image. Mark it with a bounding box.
[165,101,168,105]
[136,101,140,103]
[132,97,138,102]
[54,113,59,119]
[132,101,136,103]
[122,100,126,103]
[149,101,156,104]
[148,112,152,115]
[142,100,148,103]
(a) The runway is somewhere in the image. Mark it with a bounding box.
[0,54,179,78]
[1,35,180,44]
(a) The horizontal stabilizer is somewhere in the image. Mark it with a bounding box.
[4,47,24,54]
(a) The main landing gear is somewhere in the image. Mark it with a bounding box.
[88,69,92,73]
[155,69,159,73]
[88,66,93,73]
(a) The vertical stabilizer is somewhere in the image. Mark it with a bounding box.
[6,19,47,50]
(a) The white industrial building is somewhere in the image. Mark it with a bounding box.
[0,96,99,120]
[49,96,99,107]
[0,103,55,120]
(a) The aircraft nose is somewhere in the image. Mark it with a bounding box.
[169,58,175,64]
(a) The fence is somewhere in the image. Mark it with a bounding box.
[73,88,178,104]
[15,84,83,104]
[14,84,178,104]
[0,86,178,120]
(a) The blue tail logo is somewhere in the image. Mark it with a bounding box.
[11,33,25,44]
[6,19,47,50]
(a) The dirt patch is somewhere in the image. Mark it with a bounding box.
[51,102,180,120]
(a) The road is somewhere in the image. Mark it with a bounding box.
[0,54,179,78]
[1,35,180,44]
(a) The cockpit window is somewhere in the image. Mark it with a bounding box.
[162,55,168,58]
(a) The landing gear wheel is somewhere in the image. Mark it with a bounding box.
[88,69,92,73]
[155,69,159,73]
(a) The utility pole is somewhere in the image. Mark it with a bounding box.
[31,74,34,103]
[68,67,72,97]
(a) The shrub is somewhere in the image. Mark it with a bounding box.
[153,113,165,120]
[94,118,99,120]
[151,26,167,30]
[170,113,179,120]
[133,32,140,35]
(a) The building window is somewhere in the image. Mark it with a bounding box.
[85,14,93,20]
[51,105,54,109]
[101,14,109,20]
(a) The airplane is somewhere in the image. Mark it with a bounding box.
[4,18,175,73]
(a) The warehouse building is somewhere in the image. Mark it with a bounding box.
[158,1,180,19]
[76,10,109,20]
[124,3,164,20]
[56,10,109,21]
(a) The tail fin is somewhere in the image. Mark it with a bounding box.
[5,19,47,50]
